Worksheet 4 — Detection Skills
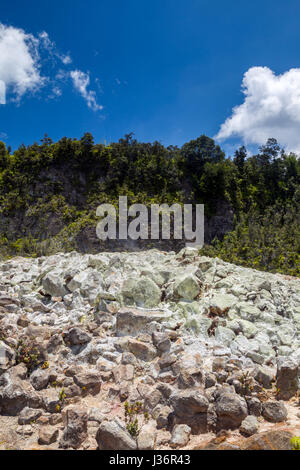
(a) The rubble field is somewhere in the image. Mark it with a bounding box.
[0,247,299,450]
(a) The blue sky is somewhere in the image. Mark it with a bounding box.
[1,0,300,154]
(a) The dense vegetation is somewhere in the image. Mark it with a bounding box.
[0,133,299,276]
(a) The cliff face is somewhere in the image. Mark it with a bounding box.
[0,164,234,253]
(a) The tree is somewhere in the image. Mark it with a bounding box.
[0,141,9,170]
[233,146,247,174]
[258,138,281,162]
[181,135,225,175]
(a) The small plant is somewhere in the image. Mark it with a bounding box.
[58,387,66,403]
[238,371,254,396]
[56,387,66,413]
[15,340,40,374]
[124,401,149,438]
[291,437,300,450]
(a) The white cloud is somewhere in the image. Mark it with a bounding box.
[70,70,103,111]
[0,23,102,113]
[61,55,72,65]
[38,31,72,65]
[0,81,5,104]
[0,23,44,104]
[215,66,300,154]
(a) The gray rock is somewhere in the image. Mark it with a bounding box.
[42,270,68,298]
[137,425,156,450]
[30,369,50,391]
[173,274,200,300]
[215,392,248,431]
[59,406,88,449]
[170,424,191,448]
[155,405,172,429]
[215,326,236,346]
[144,388,164,411]
[121,352,137,366]
[170,390,209,433]
[253,365,275,389]
[205,372,216,389]
[18,407,42,425]
[0,382,42,415]
[0,341,15,370]
[246,396,262,417]
[276,358,299,400]
[88,407,106,423]
[170,390,209,418]
[240,415,259,436]
[209,294,236,316]
[121,276,161,308]
[63,327,92,346]
[116,308,166,337]
[112,364,135,383]
[262,401,288,423]
[152,332,171,353]
[96,418,137,450]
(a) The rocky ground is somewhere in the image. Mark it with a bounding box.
[0,247,299,450]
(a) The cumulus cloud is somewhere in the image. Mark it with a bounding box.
[0,23,103,112]
[0,23,44,104]
[70,70,103,111]
[215,66,300,154]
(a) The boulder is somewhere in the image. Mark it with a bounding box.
[18,407,43,425]
[137,424,156,450]
[253,365,274,389]
[59,406,88,449]
[239,415,259,436]
[170,424,191,448]
[0,382,42,415]
[30,369,50,391]
[0,341,15,370]
[262,401,287,423]
[209,294,236,316]
[173,274,200,300]
[276,358,299,400]
[170,390,209,433]
[63,327,92,346]
[121,277,161,308]
[246,396,262,417]
[42,270,68,298]
[241,430,293,450]
[112,364,135,383]
[152,332,171,353]
[215,392,248,431]
[96,418,137,450]
[66,269,102,296]
[155,405,172,429]
[215,326,236,346]
[128,338,157,362]
[38,426,59,445]
[73,370,101,395]
[116,308,166,337]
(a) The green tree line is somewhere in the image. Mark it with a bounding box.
[0,133,299,276]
